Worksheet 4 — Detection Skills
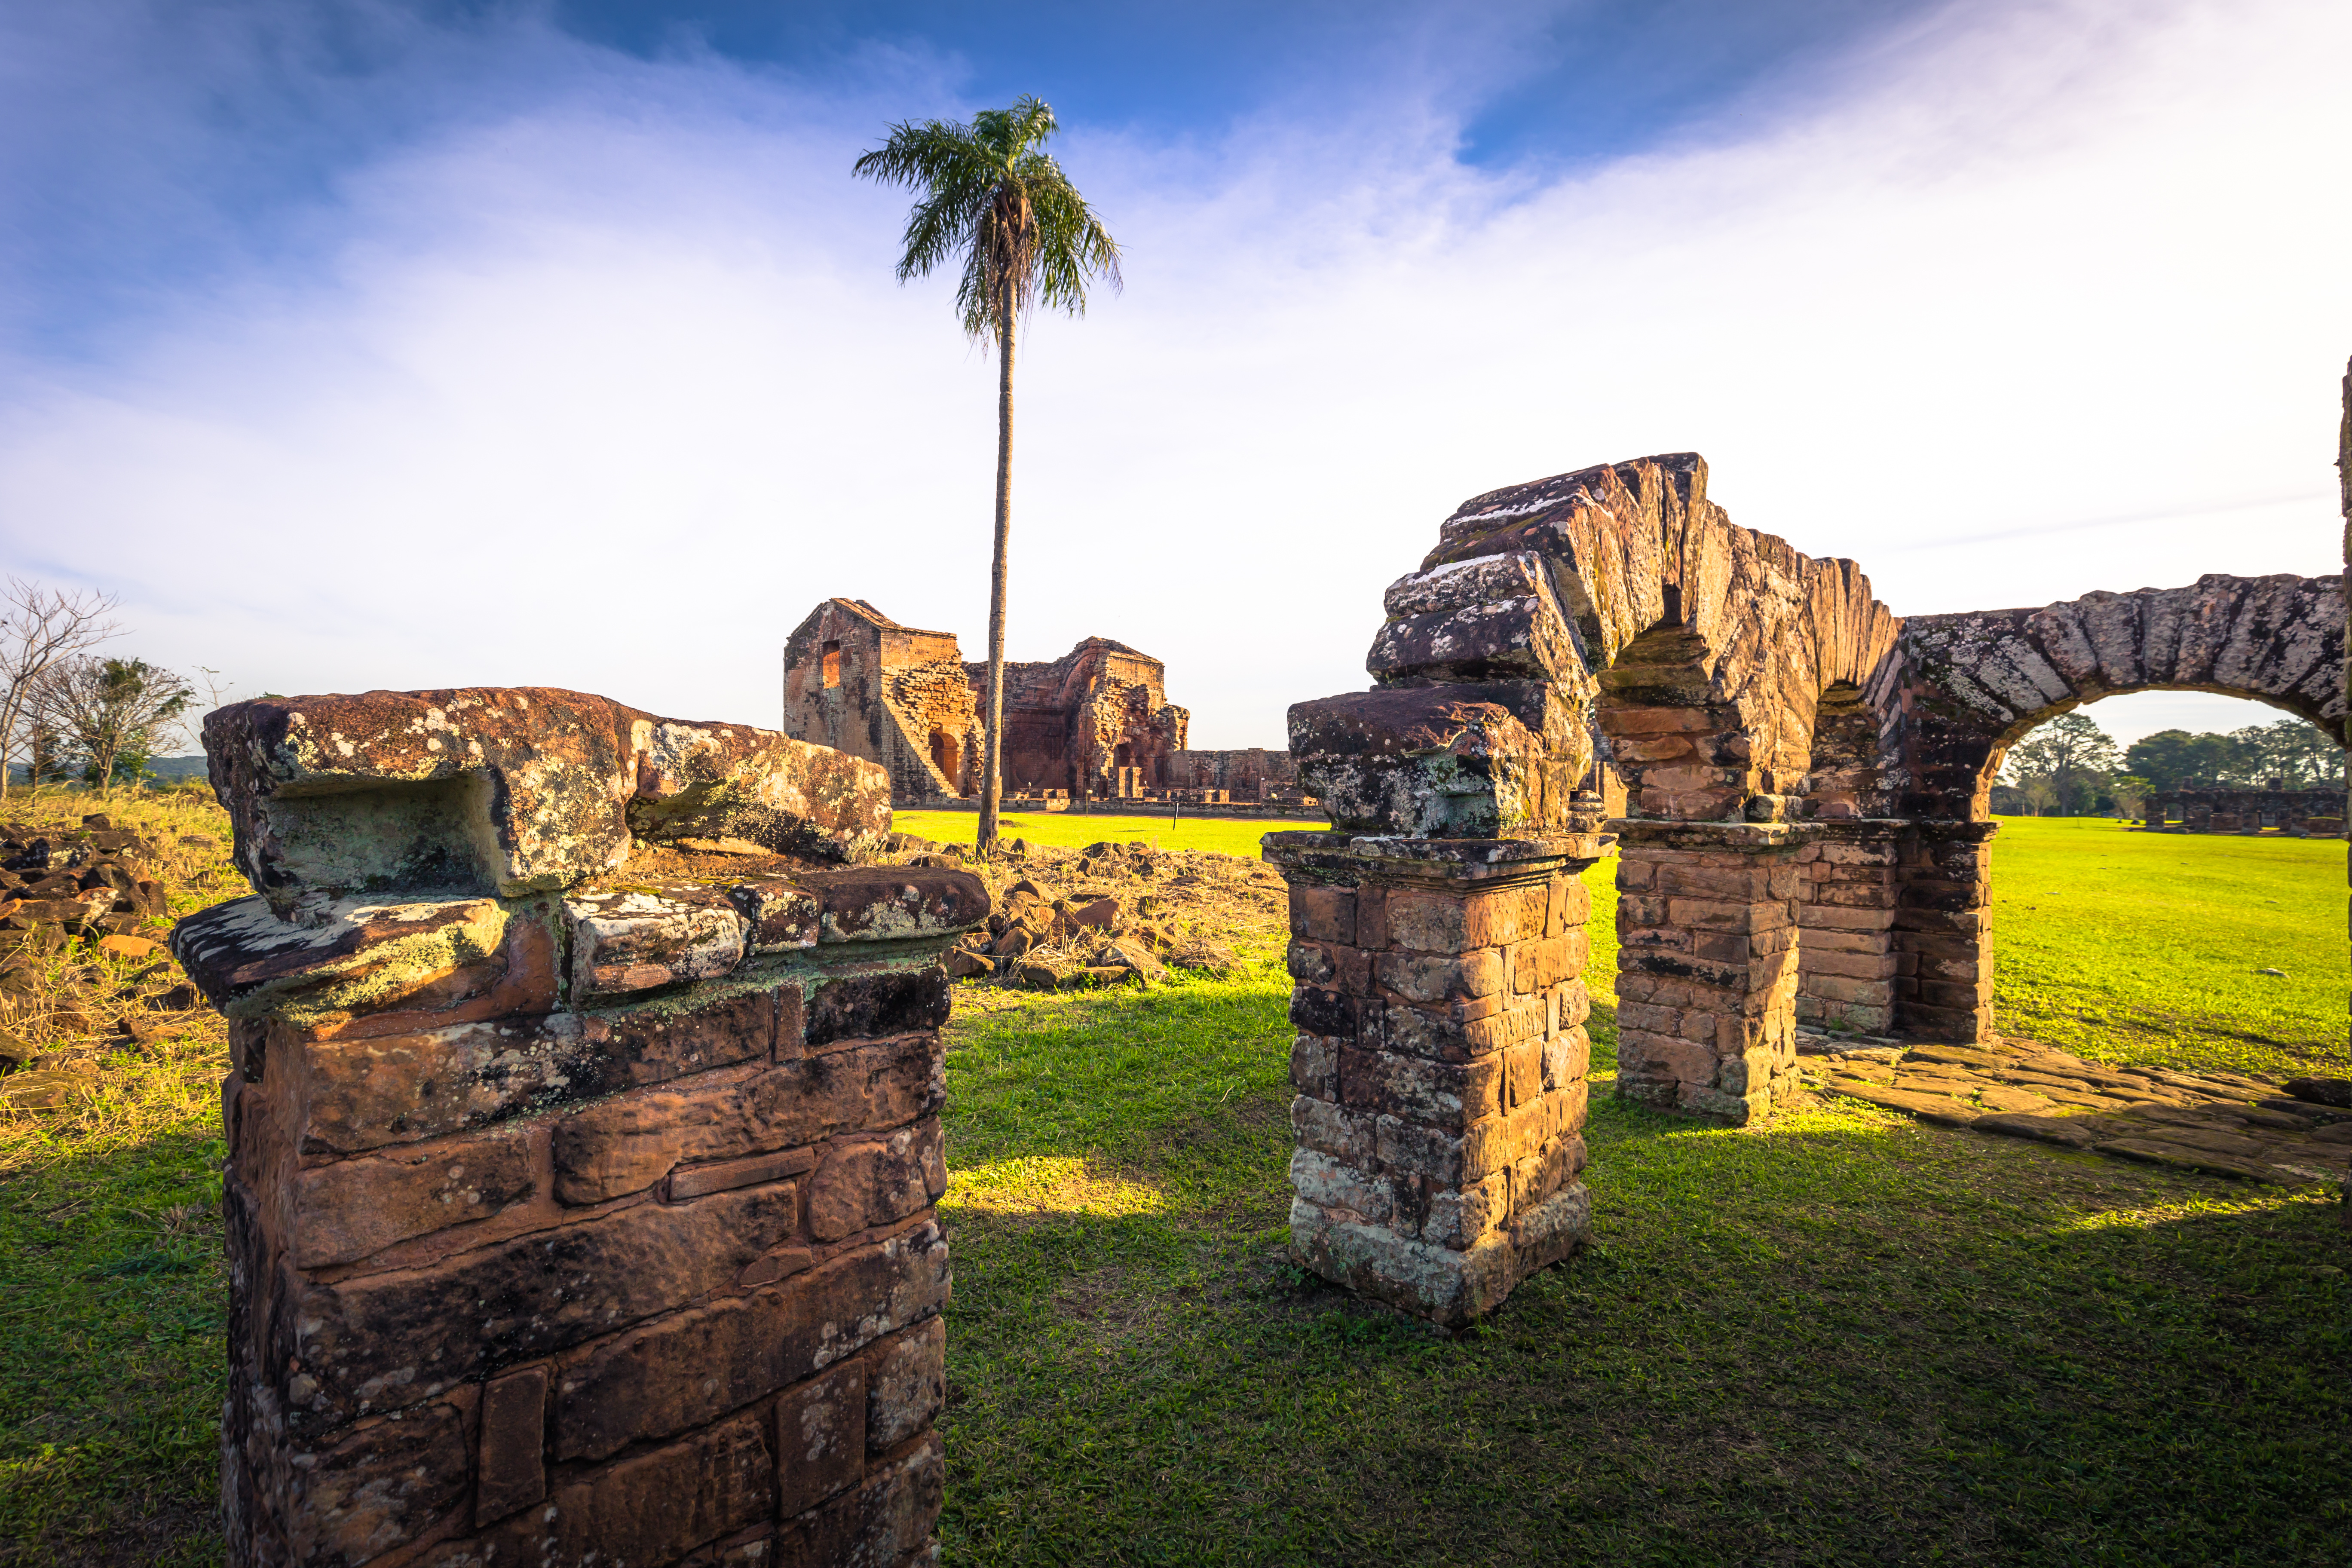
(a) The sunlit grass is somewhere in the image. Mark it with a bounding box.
[894,808,1292,859]
[1988,816,2346,1076]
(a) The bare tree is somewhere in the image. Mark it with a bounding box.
[0,578,120,798]
[31,656,194,800]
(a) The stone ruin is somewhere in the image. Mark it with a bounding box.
[2142,783,2345,835]
[1271,450,2348,1323]
[175,382,2352,1560]
[175,687,980,1567]
[781,596,1312,812]
[783,597,1188,806]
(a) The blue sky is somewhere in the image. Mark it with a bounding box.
[2,0,2347,749]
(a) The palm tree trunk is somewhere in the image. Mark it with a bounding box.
[977,277,1016,854]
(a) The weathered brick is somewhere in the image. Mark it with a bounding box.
[475,1365,548,1526]
[292,1183,800,1429]
[550,1036,943,1204]
[772,1435,943,1568]
[864,1317,945,1454]
[480,1412,777,1566]
[283,1396,472,1565]
[291,1124,536,1268]
[806,1120,944,1242]
[806,968,949,1045]
[549,1221,950,1463]
[1375,948,1504,1004]
[774,1361,866,1519]
[1288,884,1357,944]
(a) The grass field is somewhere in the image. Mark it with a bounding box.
[0,803,2347,1564]
[893,809,1298,860]
[1986,816,2349,1078]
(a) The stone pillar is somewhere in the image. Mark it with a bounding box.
[1890,821,1998,1042]
[1612,821,1805,1123]
[178,688,979,1568]
[1265,832,1603,1328]
[1793,821,1906,1035]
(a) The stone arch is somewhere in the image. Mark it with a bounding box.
[1892,574,2347,821]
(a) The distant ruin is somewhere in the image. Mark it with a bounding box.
[2143,783,2345,835]
[783,597,1304,808]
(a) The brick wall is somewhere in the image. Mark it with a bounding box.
[178,688,979,1568]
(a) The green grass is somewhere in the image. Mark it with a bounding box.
[1987,817,2349,1078]
[2,816,2347,1565]
[894,809,1295,860]
[938,961,2351,1566]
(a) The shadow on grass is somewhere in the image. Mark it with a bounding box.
[939,974,2352,1567]
[0,1125,228,1568]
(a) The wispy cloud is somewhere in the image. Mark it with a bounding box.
[0,0,2344,752]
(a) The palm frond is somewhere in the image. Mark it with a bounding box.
[855,95,1118,344]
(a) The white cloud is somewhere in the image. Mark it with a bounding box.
[0,0,2345,754]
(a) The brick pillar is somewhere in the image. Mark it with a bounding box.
[179,688,976,1568]
[1612,821,1805,1123]
[1264,832,1604,1328]
[1891,821,1999,1042]
[1793,821,1905,1035]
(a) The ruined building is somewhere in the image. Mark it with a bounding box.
[784,598,1192,805]
[1271,448,2346,1325]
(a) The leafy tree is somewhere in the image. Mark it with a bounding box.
[1998,712,2119,816]
[2229,719,2343,787]
[2124,720,2342,790]
[32,657,193,800]
[854,97,1121,854]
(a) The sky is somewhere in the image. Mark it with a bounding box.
[1,0,2346,754]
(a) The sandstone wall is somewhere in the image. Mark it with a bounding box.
[184,688,979,1568]
[784,599,978,805]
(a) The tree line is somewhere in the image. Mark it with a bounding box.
[1994,710,2346,817]
[0,577,204,799]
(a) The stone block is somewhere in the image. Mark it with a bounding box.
[1288,1200,1522,1327]
[282,1396,472,1565]
[292,1183,801,1430]
[1799,949,1899,981]
[566,882,749,1001]
[803,867,989,943]
[1338,1046,1501,1124]
[291,1124,537,1268]
[864,1317,946,1455]
[805,968,949,1045]
[731,878,820,950]
[201,688,889,910]
[475,1365,549,1526]
[479,1412,778,1566]
[1797,903,1899,932]
[1290,1146,1395,1226]
[1384,884,1547,953]
[805,1120,945,1243]
[1291,1032,1341,1100]
[772,1435,944,1568]
[280,982,780,1156]
[1375,948,1504,1003]
[1291,1096,1375,1165]
[668,1146,820,1203]
[1290,984,1357,1038]
[1374,1001,1512,1063]
[774,1362,867,1519]
[551,1221,949,1464]
[1288,883,1358,944]
[1286,682,1590,838]
[551,1035,943,1202]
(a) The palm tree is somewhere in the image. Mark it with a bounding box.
[854,97,1121,854]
